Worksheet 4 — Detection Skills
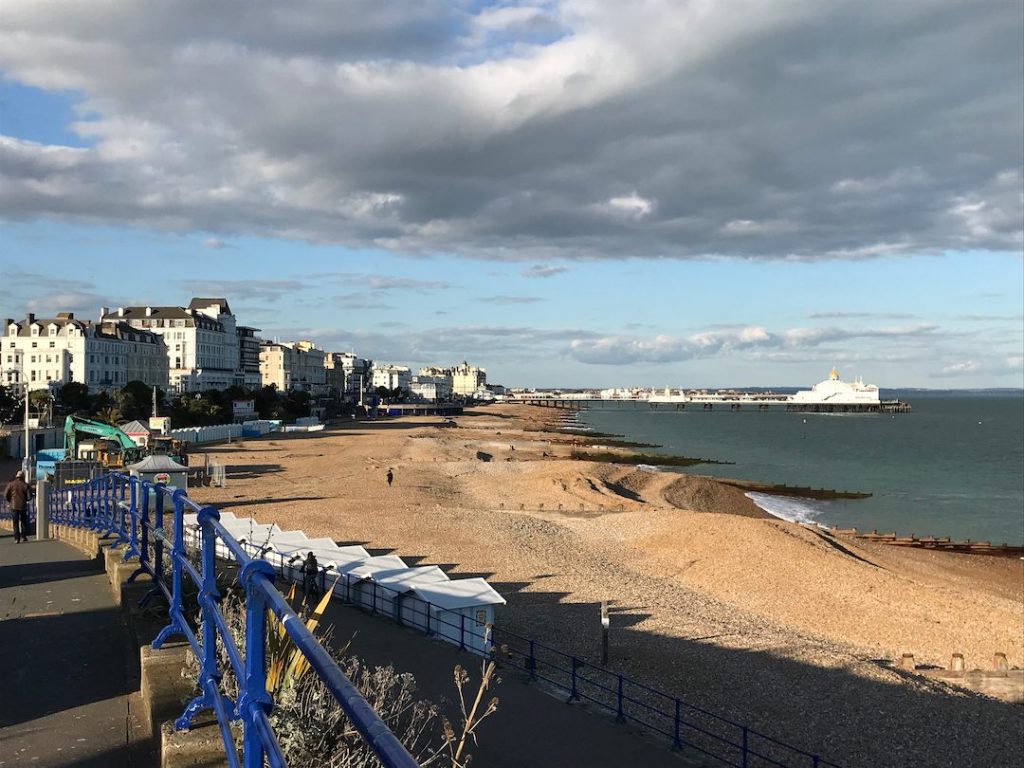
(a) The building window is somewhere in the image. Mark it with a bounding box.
[31,342,37,348]
[49,341,55,348]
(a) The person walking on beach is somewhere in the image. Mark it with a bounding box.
[4,470,31,543]
[386,468,394,487]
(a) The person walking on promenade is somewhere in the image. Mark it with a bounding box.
[4,470,31,543]
[386,468,394,487]
[302,551,322,605]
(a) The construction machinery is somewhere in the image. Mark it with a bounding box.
[63,415,143,469]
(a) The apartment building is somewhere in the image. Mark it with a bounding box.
[1,312,168,392]
[101,298,246,392]
[411,369,453,402]
[237,325,262,389]
[325,353,371,401]
[259,340,328,394]
[450,361,486,396]
[371,363,412,393]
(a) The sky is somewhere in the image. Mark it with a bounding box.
[0,1,1022,390]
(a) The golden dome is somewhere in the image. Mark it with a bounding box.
[829,367,839,380]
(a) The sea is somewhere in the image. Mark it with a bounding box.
[575,392,1024,545]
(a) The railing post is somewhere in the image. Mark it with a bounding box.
[672,698,683,750]
[616,675,625,722]
[568,656,580,701]
[527,640,537,680]
[239,559,275,768]
[152,489,189,649]
[176,505,229,730]
[742,725,749,768]
[128,481,151,577]
[460,613,466,650]
[139,486,166,606]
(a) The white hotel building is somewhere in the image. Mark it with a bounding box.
[2,312,168,392]
[101,298,246,392]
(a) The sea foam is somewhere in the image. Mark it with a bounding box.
[745,492,829,528]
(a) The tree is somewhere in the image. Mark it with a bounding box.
[254,385,279,419]
[97,405,123,426]
[0,385,20,424]
[57,382,91,415]
[117,380,153,421]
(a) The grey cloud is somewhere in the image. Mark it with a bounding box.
[176,279,305,302]
[0,270,113,317]
[522,265,569,278]
[0,1,1020,261]
[310,273,449,292]
[481,295,543,305]
[808,312,916,320]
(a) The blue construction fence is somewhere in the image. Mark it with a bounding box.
[1,475,845,768]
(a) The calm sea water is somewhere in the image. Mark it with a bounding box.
[578,394,1024,545]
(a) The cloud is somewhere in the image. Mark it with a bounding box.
[176,279,305,302]
[937,360,981,376]
[0,270,114,318]
[566,322,943,365]
[808,311,916,320]
[2,1,1018,260]
[203,237,228,249]
[481,295,543,305]
[522,264,568,278]
[603,192,655,219]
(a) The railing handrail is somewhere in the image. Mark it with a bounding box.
[46,472,419,768]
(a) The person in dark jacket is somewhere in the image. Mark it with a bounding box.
[4,470,31,543]
[301,551,321,604]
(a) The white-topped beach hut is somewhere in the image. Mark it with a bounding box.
[410,578,506,654]
[362,566,451,620]
[338,555,409,609]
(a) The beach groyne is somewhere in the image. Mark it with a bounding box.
[834,528,1024,558]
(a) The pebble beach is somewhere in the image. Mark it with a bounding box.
[189,404,1024,768]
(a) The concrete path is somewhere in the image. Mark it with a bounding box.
[316,599,709,767]
[0,530,145,767]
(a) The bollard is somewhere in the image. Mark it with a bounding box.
[950,653,965,673]
[900,653,915,671]
[35,476,49,541]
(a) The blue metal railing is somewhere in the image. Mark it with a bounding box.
[42,473,419,768]
[3,475,845,768]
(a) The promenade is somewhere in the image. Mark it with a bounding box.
[0,531,149,767]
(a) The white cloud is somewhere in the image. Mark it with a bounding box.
[604,192,654,219]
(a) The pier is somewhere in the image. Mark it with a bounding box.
[515,394,911,413]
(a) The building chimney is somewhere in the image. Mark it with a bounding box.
[100,306,109,319]
[26,313,35,323]
[117,307,125,317]
[145,306,153,317]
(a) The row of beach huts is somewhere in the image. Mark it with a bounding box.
[182,510,505,654]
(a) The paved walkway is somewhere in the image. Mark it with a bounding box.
[0,530,144,767]
[316,599,707,767]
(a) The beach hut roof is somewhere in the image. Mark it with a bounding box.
[410,578,506,610]
[344,555,408,578]
[369,566,450,590]
[121,420,151,435]
[128,454,188,472]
